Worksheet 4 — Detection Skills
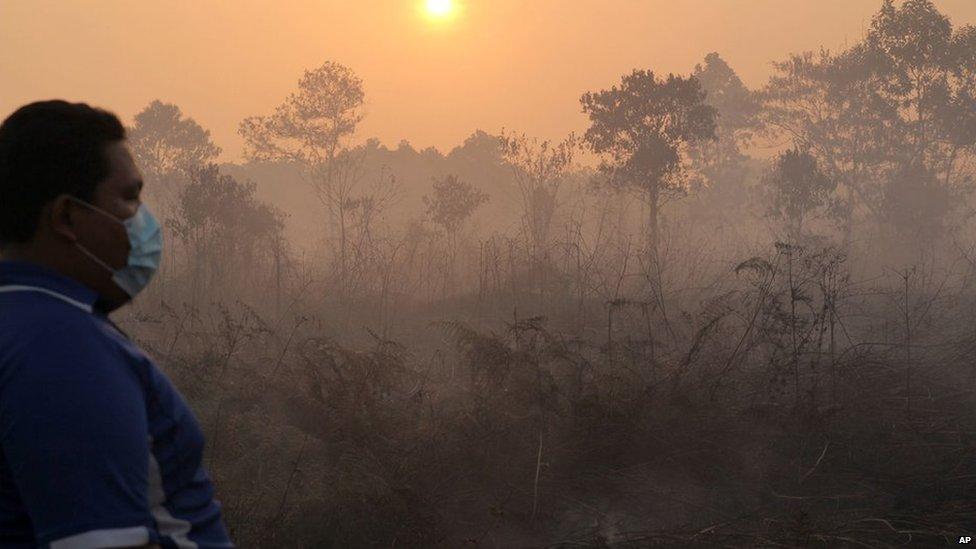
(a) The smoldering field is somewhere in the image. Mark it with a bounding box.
[113,2,976,547]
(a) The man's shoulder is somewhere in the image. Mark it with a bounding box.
[0,290,99,341]
[0,292,128,380]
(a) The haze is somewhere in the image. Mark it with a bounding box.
[5,1,976,546]
[3,0,975,161]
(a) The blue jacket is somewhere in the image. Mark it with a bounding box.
[0,260,233,548]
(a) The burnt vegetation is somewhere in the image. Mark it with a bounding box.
[118,1,976,546]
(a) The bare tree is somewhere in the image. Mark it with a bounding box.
[499,132,577,262]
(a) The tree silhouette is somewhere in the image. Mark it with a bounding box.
[764,0,976,248]
[423,174,488,293]
[128,100,221,217]
[867,0,976,224]
[499,131,577,263]
[168,165,285,300]
[688,53,762,231]
[764,48,894,245]
[691,53,761,181]
[581,70,716,256]
[239,61,366,288]
[765,148,835,241]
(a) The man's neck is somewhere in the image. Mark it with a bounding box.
[2,245,59,269]
[2,242,130,313]
[1,244,88,286]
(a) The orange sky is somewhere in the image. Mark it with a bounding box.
[3,1,976,161]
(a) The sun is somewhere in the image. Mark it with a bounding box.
[425,0,454,19]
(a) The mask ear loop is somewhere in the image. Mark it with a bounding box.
[64,195,125,274]
[65,195,125,226]
[74,241,116,274]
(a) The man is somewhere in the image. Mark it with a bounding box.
[0,101,233,548]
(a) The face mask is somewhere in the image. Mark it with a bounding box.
[69,197,163,298]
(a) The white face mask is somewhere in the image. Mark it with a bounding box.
[69,197,163,298]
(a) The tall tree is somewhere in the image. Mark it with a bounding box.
[168,165,285,301]
[239,61,366,287]
[867,0,976,231]
[764,47,896,245]
[128,100,221,217]
[687,53,762,231]
[581,70,716,256]
[764,0,976,247]
[499,131,577,261]
[869,0,976,247]
[423,174,489,293]
[690,52,761,182]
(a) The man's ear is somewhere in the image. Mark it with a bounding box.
[47,195,80,243]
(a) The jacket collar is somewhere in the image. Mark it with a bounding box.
[0,259,100,313]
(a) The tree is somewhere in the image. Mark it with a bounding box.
[128,100,221,217]
[581,70,716,256]
[690,52,761,182]
[449,130,505,165]
[882,162,955,247]
[765,149,835,241]
[869,0,957,162]
[763,0,976,247]
[423,174,488,292]
[342,156,401,291]
[865,0,976,245]
[168,165,286,301]
[687,53,762,231]
[499,131,577,261]
[239,61,366,287]
[763,47,894,245]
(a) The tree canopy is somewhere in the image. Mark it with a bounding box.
[581,70,716,252]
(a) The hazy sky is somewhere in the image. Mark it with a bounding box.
[3,0,976,161]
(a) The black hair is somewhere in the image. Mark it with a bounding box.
[0,100,126,245]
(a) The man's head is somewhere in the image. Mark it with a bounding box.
[0,100,145,310]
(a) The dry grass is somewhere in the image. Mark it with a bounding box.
[121,241,976,548]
